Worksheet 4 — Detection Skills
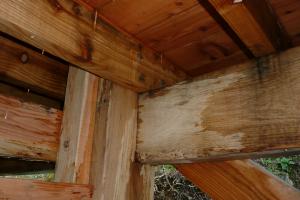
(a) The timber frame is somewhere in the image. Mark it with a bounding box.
[0,0,300,199]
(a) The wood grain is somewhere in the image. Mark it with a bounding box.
[270,0,300,46]
[177,160,300,200]
[0,35,68,100]
[0,0,186,92]
[0,94,62,161]
[206,0,282,57]
[137,46,300,163]
[55,67,99,184]
[90,80,154,200]
[0,177,92,200]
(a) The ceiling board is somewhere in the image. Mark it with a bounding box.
[269,0,300,46]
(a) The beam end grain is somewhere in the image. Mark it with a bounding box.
[137,46,300,163]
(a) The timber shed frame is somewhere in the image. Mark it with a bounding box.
[0,0,300,199]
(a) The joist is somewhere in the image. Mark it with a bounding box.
[137,46,300,163]
[202,0,290,57]
[177,160,300,200]
[0,177,92,200]
[55,67,99,184]
[0,93,62,161]
[0,0,186,92]
[0,35,68,100]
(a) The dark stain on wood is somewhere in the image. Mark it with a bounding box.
[47,0,63,12]
[76,36,93,62]
[147,88,170,99]
[72,2,82,16]
[255,57,270,81]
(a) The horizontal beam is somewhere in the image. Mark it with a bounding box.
[0,35,68,100]
[137,46,300,163]
[177,160,300,200]
[0,178,92,200]
[202,0,290,57]
[0,0,186,92]
[0,93,62,161]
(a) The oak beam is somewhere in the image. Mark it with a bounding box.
[137,46,300,163]
[0,93,62,161]
[0,0,186,92]
[177,160,300,200]
[55,67,99,184]
[202,0,290,57]
[0,35,68,100]
[0,177,92,200]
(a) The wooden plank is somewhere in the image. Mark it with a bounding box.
[129,164,155,200]
[0,35,68,100]
[176,160,300,200]
[204,0,289,57]
[55,67,99,184]
[0,94,62,161]
[137,46,300,164]
[0,177,92,200]
[0,0,186,92]
[90,80,154,199]
[136,4,248,75]
[269,0,300,46]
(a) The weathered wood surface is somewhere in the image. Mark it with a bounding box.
[129,164,155,200]
[137,46,300,163]
[177,160,300,200]
[55,67,99,184]
[90,80,138,199]
[0,0,186,92]
[0,35,68,100]
[0,94,62,161]
[0,177,92,200]
[205,0,289,56]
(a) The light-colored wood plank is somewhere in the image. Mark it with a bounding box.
[206,0,284,57]
[137,46,300,163]
[177,160,300,200]
[55,67,99,184]
[0,94,62,161]
[0,35,68,100]
[90,80,154,200]
[90,80,138,199]
[0,177,92,200]
[0,0,186,92]
[129,164,156,200]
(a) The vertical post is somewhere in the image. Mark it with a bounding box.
[90,80,155,200]
[55,66,99,184]
[55,67,154,199]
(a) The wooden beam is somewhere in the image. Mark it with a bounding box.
[90,80,154,199]
[176,160,300,200]
[0,177,92,200]
[55,67,98,184]
[202,0,290,57]
[0,0,186,92]
[137,46,300,163]
[0,93,62,161]
[0,35,68,100]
